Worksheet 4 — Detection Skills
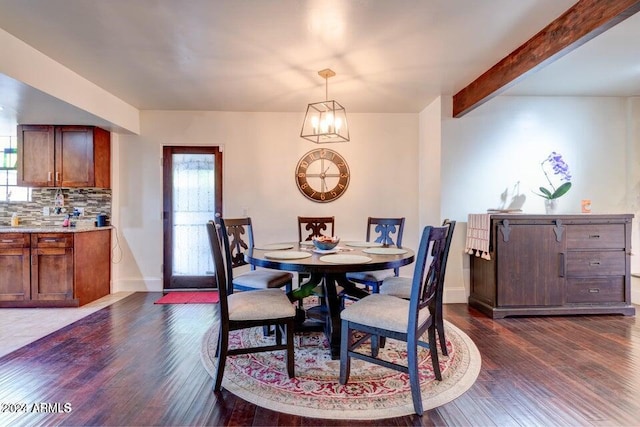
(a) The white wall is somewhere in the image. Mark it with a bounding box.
[418,97,468,303]
[441,95,639,304]
[112,111,425,292]
[110,95,640,305]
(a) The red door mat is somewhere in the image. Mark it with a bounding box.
[154,291,219,304]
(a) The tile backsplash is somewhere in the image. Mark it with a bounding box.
[0,188,111,226]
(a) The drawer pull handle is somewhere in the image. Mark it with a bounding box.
[588,234,600,239]
[589,261,601,266]
[588,288,600,293]
[1,239,15,243]
[42,238,62,243]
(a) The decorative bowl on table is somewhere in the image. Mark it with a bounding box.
[312,236,340,250]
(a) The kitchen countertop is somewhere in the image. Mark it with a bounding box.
[0,224,113,233]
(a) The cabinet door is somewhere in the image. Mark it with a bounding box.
[497,224,565,306]
[17,125,55,187]
[0,247,31,301]
[31,247,74,301]
[55,126,95,187]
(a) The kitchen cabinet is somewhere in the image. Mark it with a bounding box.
[0,229,111,307]
[30,233,74,302]
[0,233,30,302]
[17,125,111,188]
[469,214,635,318]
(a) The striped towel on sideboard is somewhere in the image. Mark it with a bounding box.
[465,214,491,260]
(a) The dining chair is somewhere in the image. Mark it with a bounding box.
[217,216,293,293]
[339,224,449,416]
[206,221,295,391]
[345,217,405,293]
[380,219,456,355]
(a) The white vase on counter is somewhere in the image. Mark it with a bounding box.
[544,198,559,214]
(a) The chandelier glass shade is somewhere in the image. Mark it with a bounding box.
[300,69,349,143]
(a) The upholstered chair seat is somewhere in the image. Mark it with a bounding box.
[233,270,293,290]
[228,289,296,321]
[346,269,394,284]
[379,276,411,299]
[340,294,431,333]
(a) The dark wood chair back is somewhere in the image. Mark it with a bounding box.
[207,220,232,316]
[367,217,405,277]
[411,225,449,322]
[298,216,335,241]
[366,217,405,247]
[217,217,254,272]
[434,219,456,355]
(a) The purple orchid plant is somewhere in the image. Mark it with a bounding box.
[535,151,572,200]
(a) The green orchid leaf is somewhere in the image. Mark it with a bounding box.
[538,187,553,198]
[288,282,320,302]
[551,182,572,199]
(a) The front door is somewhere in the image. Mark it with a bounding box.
[162,146,222,289]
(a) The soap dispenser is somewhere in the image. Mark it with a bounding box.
[11,213,19,227]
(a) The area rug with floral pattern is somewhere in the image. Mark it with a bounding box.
[200,319,481,420]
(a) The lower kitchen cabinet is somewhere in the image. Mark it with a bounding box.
[31,233,74,302]
[0,233,30,302]
[469,214,635,318]
[0,229,111,307]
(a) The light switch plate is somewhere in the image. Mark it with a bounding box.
[43,207,50,216]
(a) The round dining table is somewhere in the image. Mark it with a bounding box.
[245,241,415,359]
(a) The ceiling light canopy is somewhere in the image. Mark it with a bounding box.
[300,69,349,143]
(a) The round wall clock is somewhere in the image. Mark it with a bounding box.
[295,148,350,203]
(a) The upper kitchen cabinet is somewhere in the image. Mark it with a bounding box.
[17,125,111,188]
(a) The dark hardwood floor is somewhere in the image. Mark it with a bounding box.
[1,292,639,426]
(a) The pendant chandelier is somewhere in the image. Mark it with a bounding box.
[300,68,349,143]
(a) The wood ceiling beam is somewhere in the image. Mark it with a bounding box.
[452,0,640,118]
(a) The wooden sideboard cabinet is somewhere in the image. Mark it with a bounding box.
[469,214,635,318]
[17,125,111,188]
[0,229,111,307]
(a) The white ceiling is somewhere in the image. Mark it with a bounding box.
[0,0,638,135]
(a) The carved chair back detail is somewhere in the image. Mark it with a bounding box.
[298,216,335,241]
[367,217,405,247]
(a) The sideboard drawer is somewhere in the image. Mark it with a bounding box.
[566,251,626,277]
[566,224,625,249]
[566,277,625,303]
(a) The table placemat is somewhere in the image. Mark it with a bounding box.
[362,247,408,255]
[264,251,312,260]
[255,243,294,250]
[344,241,383,248]
[319,254,372,264]
[299,241,314,246]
